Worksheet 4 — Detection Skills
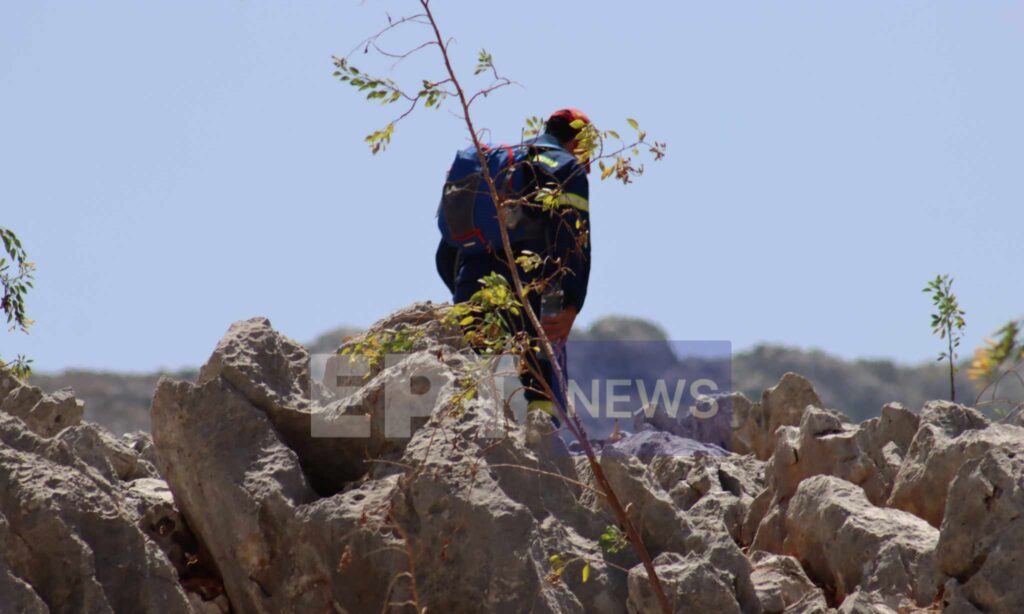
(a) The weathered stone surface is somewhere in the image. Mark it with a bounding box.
[0,512,48,614]
[612,428,729,462]
[779,476,940,607]
[648,451,765,545]
[729,391,765,457]
[834,590,915,613]
[27,300,1024,612]
[887,401,1024,527]
[0,412,192,613]
[749,550,828,614]
[732,373,841,460]
[942,582,986,613]
[152,376,322,614]
[599,449,700,555]
[746,403,921,553]
[626,548,761,614]
[195,308,462,495]
[122,430,161,467]
[938,447,1024,614]
[124,477,192,576]
[57,422,157,482]
[765,404,915,507]
[0,371,83,438]
[600,449,760,611]
[154,311,647,613]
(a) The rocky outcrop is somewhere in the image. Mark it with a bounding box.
[763,403,918,508]
[938,447,1024,613]
[148,306,773,613]
[779,476,940,606]
[745,401,920,552]
[1,371,83,437]
[56,422,158,482]
[0,412,195,613]
[626,549,754,614]
[0,373,223,613]
[635,372,831,460]
[749,550,828,613]
[646,449,765,545]
[887,401,1024,527]
[11,301,1024,612]
[731,373,847,460]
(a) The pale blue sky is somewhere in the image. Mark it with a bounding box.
[2,1,1022,372]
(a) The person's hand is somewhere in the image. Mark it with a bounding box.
[541,305,577,342]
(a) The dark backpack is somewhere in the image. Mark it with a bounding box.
[436,143,548,255]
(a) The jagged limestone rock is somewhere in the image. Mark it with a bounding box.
[887,400,1024,527]
[0,371,83,438]
[746,403,921,553]
[767,404,916,507]
[152,376,324,614]
[779,476,940,607]
[57,422,158,482]
[0,512,48,614]
[749,550,828,614]
[600,449,760,611]
[937,447,1024,614]
[626,549,761,614]
[0,412,192,613]
[154,309,633,612]
[731,373,847,460]
[153,307,772,613]
[834,590,914,613]
[648,451,765,545]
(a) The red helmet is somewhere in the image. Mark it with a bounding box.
[547,108,592,172]
[548,108,592,130]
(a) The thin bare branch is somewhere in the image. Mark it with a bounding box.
[347,13,431,59]
[485,463,607,498]
[416,2,672,611]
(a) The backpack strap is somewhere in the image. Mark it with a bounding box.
[502,145,516,192]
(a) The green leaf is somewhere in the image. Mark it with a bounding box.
[627,118,639,130]
[581,562,590,583]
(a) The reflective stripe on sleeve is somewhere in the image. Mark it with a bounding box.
[531,154,559,168]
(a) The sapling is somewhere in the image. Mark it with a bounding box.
[923,274,966,402]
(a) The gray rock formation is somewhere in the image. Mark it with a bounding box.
[150,306,771,613]
[887,400,1024,527]
[731,373,846,460]
[646,450,765,546]
[9,302,1024,612]
[745,402,919,552]
[765,403,917,508]
[626,550,752,614]
[1,371,83,438]
[0,411,195,613]
[749,550,828,614]
[938,447,1024,613]
[0,373,223,613]
[779,476,940,607]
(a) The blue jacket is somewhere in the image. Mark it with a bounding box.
[436,133,591,311]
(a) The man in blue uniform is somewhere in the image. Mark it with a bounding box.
[436,108,592,423]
